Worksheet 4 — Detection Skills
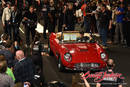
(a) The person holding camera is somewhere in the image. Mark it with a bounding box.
[23,6,37,47]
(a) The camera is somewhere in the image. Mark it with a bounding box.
[23,19,36,28]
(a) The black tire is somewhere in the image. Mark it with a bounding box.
[58,57,65,72]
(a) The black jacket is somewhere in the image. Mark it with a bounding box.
[64,9,76,26]
[23,11,37,28]
[13,58,35,83]
[11,10,22,26]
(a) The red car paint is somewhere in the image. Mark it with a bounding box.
[49,32,108,71]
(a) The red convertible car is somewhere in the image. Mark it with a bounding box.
[48,31,108,71]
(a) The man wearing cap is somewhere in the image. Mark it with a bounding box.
[2,1,12,39]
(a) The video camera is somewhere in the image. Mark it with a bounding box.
[23,19,36,28]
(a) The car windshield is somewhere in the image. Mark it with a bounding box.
[60,32,90,43]
[63,33,78,41]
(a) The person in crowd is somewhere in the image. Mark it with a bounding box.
[1,0,6,8]
[41,0,50,39]
[15,0,25,28]
[34,0,42,11]
[23,5,37,47]
[2,1,12,39]
[11,5,22,50]
[13,50,35,85]
[72,73,85,87]
[0,41,14,68]
[74,0,83,25]
[15,0,24,12]
[63,2,76,31]
[0,33,10,45]
[31,33,43,69]
[0,33,18,54]
[26,0,34,8]
[0,54,15,81]
[97,4,112,48]
[1,0,11,8]
[107,4,117,44]
[81,2,92,33]
[89,1,97,33]
[57,0,66,32]
[30,33,45,87]
[0,60,14,87]
[119,0,127,11]
[80,73,90,87]
[77,31,89,42]
[94,1,102,33]
[34,0,42,21]
[81,59,123,87]
[125,4,130,47]
[106,59,115,69]
[96,59,124,87]
[114,3,125,45]
[48,0,57,33]
[23,82,31,87]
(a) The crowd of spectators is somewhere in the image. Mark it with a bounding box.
[0,32,44,87]
[0,0,129,87]
[0,0,130,48]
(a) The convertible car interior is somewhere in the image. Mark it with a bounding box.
[56,31,92,42]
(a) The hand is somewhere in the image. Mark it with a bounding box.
[109,25,112,30]
[24,17,28,20]
[63,24,66,28]
[75,2,78,6]
[2,24,5,28]
[80,72,86,80]
[116,11,120,15]
[80,72,90,87]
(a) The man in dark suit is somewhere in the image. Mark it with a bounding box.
[11,5,22,50]
[23,6,37,47]
[13,50,35,85]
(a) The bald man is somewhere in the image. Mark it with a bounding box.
[15,50,25,61]
[13,50,35,84]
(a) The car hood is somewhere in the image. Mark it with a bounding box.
[62,43,101,63]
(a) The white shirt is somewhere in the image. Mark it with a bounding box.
[2,7,11,25]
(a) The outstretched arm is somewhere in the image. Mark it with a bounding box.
[96,83,101,87]
[81,73,90,87]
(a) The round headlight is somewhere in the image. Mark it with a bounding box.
[101,53,106,59]
[64,53,72,62]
